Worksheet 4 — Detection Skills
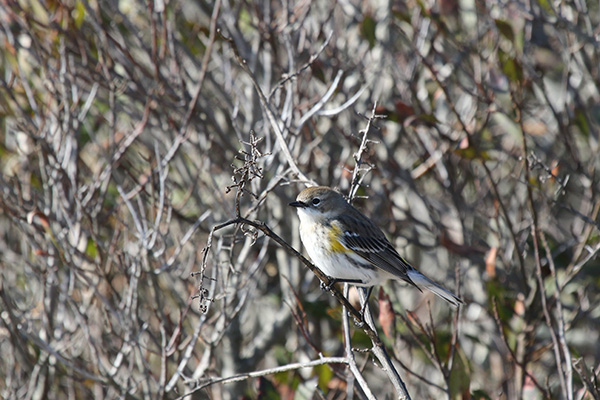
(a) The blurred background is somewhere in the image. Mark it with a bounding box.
[1,0,599,398]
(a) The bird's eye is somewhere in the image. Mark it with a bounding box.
[312,198,321,206]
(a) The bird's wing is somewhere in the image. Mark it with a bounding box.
[332,214,420,290]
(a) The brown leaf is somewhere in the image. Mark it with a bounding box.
[375,105,390,116]
[550,163,560,181]
[394,100,415,121]
[514,295,525,317]
[27,210,50,230]
[522,120,547,136]
[485,246,498,278]
[378,288,396,339]
[327,377,347,391]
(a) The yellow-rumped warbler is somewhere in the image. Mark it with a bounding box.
[290,186,463,307]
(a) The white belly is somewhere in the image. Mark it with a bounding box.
[298,215,386,286]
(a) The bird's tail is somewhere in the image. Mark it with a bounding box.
[407,270,463,307]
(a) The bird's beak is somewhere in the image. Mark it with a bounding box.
[289,201,307,208]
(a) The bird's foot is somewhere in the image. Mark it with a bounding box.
[320,277,364,292]
[320,277,338,292]
[352,316,365,328]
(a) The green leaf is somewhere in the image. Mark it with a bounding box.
[361,15,377,49]
[254,377,280,400]
[449,346,471,399]
[238,8,253,35]
[454,147,491,161]
[30,172,43,190]
[574,107,590,137]
[78,125,91,147]
[495,19,514,43]
[536,0,554,13]
[305,299,332,319]
[104,182,120,209]
[351,328,372,349]
[393,8,411,23]
[273,344,292,365]
[86,238,98,259]
[486,280,515,325]
[417,113,440,125]
[433,330,454,360]
[498,49,523,83]
[73,0,85,29]
[314,363,333,390]
[471,389,493,399]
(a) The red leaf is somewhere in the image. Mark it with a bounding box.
[394,100,415,121]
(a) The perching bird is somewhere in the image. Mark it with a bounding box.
[289,186,463,307]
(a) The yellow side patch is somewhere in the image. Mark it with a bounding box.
[328,224,349,253]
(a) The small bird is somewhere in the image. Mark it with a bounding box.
[289,186,463,307]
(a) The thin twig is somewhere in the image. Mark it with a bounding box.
[343,283,376,400]
[179,357,349,398]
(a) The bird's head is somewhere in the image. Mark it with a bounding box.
[289,186,348,221]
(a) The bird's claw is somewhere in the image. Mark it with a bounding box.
[352,316,365,328]
[320,277,337,292]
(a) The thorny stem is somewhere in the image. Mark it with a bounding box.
[348,103,381,203]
